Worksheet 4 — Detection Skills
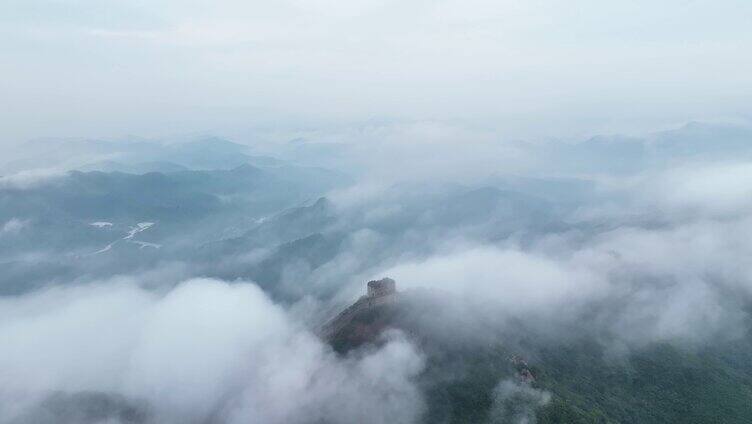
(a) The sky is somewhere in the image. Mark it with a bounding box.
[1,0,751,144]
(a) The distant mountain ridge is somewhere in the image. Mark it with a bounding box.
[2,136,284,175]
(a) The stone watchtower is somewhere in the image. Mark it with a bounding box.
[367,278,396,298]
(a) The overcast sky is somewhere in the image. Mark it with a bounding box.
[1,0,751,144]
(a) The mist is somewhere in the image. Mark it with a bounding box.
[2,0,752,143]
[0,278,425,424]
[3,1,752,422]
[3,123,752,423]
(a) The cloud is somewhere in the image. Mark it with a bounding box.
[0,168,66,190]
[2,113,752,422]
[386,245,605,317]
[0,278,425,424]
[340,122,530,184]
[646,162,752,218]
[0,218,27,236]
[488,379,550,424]
[378,210,752,348]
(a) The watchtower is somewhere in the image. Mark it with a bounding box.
[367,278,396,298]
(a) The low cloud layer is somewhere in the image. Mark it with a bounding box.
[0,279,425,424]
[1,124,752,422]
[377,161,752,349]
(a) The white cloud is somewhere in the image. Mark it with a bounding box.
[0,168,66,190]
[0,278,425,424]
[378,207,752,347]
[650,162,752,217]
[0,218,28,235]
[385,246,605,317]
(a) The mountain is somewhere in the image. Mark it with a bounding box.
[0,170,221,224]
[322,279,752,424]
[211,197,337,253]
[522,122,752,175]
[1,136,289,175]
[8,392,149,424]
[77,161,189,174]
[0,164,349,295]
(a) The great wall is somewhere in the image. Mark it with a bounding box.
[319,278,398,341]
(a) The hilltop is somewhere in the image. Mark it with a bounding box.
[320,279,752,424]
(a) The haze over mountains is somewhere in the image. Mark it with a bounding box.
[3,0,752,421]
[2,122,752,423]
